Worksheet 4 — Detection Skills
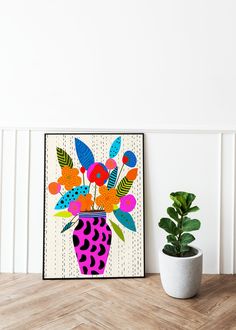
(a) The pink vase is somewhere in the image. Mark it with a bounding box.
[73,211,112,275]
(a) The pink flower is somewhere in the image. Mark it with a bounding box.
[68,200,81,216]
[120,194,136,212]
[105,158,117,170]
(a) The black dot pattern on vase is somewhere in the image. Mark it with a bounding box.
[79,254,86,262]
[90,255,95,267]
[93,217,99,225]
[98,244,105,256]
[84,221,91,235]
[91,245,97,252]
[102,233,106,242]
[73,235,80,247]
[91,270,98,275]
[107,234,112,245]
[80,239,89,250]
[106,225,111,231]
[92,229,99,241]
[99,260,105,270]
[76,220,84,230]
[83,266,88,274]
[100,218,106,227]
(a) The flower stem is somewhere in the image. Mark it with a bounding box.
[83,173,85,185]
[115,164,124,187]
[93,184,97,210]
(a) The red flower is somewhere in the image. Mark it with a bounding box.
[80,166,86,174]
[87,162,109,186]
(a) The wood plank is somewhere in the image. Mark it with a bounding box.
[0,274,235,329]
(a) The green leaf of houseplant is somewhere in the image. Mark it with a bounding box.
[188,206,200,213]
[159,218,177,235]
[167,234,179,247]
[167,207,179,221]
[109,220,125,242]
[54,211,72,218]
[180,233,195,245]
[163,244,177,256]
[183,219,201,232]
[186,193,196,208]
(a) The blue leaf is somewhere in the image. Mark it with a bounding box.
[109,136,121,158]
[113,208,136,232]
[55,185,89,209]
[107,167,118,190]
[75,138,94,170]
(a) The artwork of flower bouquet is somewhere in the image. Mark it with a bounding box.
[47,136,139,276]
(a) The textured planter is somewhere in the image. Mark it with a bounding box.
[73,211,112,275]
[159,247,203,299]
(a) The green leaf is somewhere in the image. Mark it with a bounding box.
[159,218,177,235]
[188,206,200,213]
[54,211,72,218]
[61,221,75,233]
[167,234,179,247]
[167,207,179,221]
[56,147,73,168]
[183,219,201,232]
[163,244,177,256]
[180,245,190,253]
[186,193,196,207]
[109,220,125,242]
[180,233,195,245]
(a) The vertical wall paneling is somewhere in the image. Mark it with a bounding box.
[218,133,222,274]
[233,134,236,274]
[14,130,30,273]
[220,134,235,273]
[0,128,235,274]
[28,131,44,273]
[145,133,219,274]
[0,130,16,272]
[0,130,3,271]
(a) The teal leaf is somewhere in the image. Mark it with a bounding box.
[75,138,94,170]
[109,136,121,158]
[55,185,89,209]
[61,221,75,233]
[107,167,118,190]
[113,209,136,232]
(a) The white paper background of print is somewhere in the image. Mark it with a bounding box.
[44,134,144,278]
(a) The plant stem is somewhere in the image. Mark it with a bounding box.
[177,214,183,257]
[93,184,97,210]
[115,164,124,187]
[83,173,85,186]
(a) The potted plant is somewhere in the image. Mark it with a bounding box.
[158,191,202,298]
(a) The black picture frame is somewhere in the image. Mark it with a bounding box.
[43,132,145,280]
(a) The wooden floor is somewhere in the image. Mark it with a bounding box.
[0,274,236,330]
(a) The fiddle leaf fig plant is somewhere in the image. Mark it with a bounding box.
[158,192,201,257]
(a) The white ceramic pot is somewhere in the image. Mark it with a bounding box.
[159,247,203,299]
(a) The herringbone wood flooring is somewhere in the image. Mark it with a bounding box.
[0,274,235,329]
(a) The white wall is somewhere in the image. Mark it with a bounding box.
[0,128,235,274]
[0,1,236,129]
[0,2,236,274]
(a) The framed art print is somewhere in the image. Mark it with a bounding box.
[43,133,144,279]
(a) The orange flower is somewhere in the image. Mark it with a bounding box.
[78,194,93,211]
[57,166,81,191]
[95,185,120,213]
